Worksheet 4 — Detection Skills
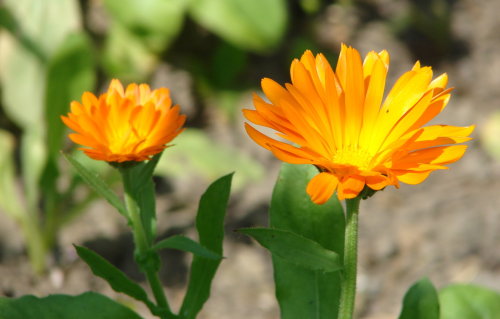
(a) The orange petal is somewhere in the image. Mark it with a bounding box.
[337,175,365,199]
[306,172,339,204]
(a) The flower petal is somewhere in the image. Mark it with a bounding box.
[306,172,339,204]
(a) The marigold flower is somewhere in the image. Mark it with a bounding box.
[244,44,473,204]
[62,79,186,162]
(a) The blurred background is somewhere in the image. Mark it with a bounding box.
[0,0,499,318]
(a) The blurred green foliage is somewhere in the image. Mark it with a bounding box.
[0,0,96,273]
[0,0,289,273]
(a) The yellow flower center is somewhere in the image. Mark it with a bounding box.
[332,146,373,171]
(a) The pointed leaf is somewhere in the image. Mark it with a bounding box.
[64,153,128,218]
[439,284,500,319]
[152,235,221,260]
[269,163,345,319]
[179,173,233,319]
[398,277,440,319]
[75,245,155,312]
[0,292,142,319]
[240,228,341,272]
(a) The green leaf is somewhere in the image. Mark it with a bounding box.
[0,7,45,61]
[239,228,341,272]
[0,292,142,319]
[102,0,187,81]
[103,0,187,52]
[64,153,128,219]
[45,32,95,158]
[152,235,222,260]
[269,163,345,319]
[75,245,155,312]
[0,0,82,129]
[179,173,233,319]
[189,0,287,52]
[439,284,500,319]
[398,277,440,319]
[102,23,156,82]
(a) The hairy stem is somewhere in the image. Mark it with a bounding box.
[338,197,361,319]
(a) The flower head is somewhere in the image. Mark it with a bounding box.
[62,79,186,162]
[244,44,473,204]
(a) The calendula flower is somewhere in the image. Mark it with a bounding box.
[244,44,473,204]
[62,79,185,162]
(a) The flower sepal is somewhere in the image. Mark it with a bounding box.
[358,185,378,200]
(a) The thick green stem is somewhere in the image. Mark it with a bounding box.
[121,169,173,319]
[338,197,361,319]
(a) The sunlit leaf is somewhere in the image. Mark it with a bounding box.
[102,0,187,81]
[189,0,287,52]
[440,284,500,319]
[102,23,156,82]
[0,0,81,129]
[103,0,187,52]
[480,111,500,161]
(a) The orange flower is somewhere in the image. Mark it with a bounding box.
[244,45,473,204]
[62,79,186,162]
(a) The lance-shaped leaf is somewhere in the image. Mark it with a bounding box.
[179,173,233,319]
[239,228,341,272]
[0,292,142,319]
[152,235,221,260]
[75,245,156,313]
[269,163,345,319]
[398,277,440,319]
[64,153,127,219]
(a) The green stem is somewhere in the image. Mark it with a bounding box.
[146,270,171,317]
[338,197,361,319]
[121,169,174,319]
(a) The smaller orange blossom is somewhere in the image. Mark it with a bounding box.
[62,79,185,163]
